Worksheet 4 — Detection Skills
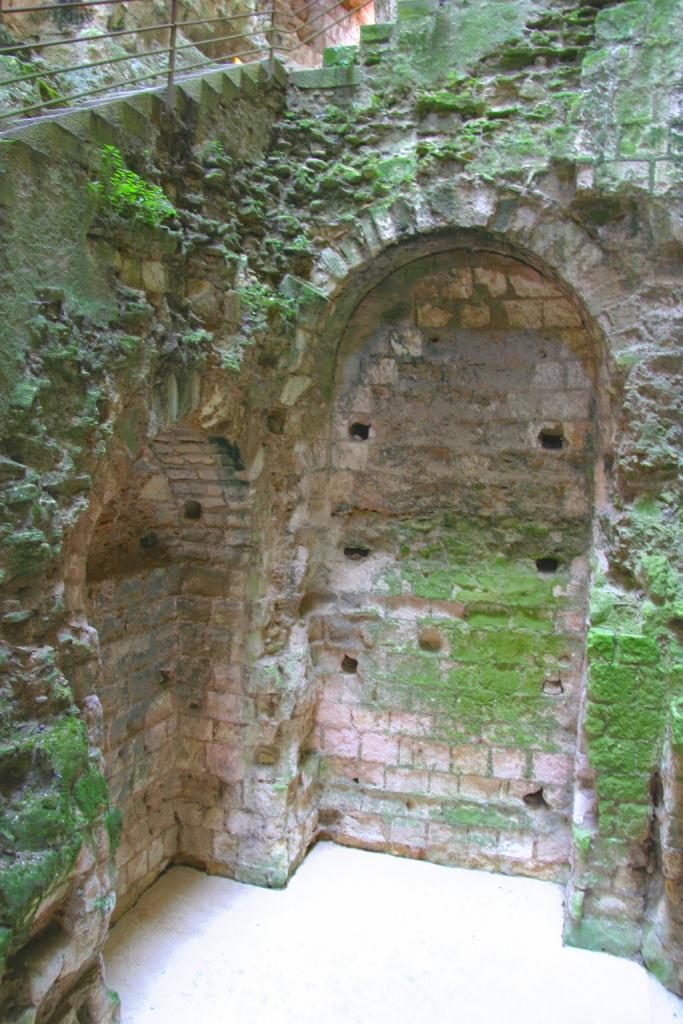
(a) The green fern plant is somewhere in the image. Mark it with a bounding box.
[89,146,176,228]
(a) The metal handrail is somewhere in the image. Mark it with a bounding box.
[6,0,146,13]
[0,0,375,126]
[0,43,173,89]
[0,21,175,58]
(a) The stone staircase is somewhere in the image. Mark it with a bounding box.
[0,0,426,160]
[0,59,287,175]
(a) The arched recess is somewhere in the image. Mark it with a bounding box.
[65,417,254,917]
[294,237,612,883]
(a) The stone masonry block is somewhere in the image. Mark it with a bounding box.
[322,728,360,758]
[459,775,502,800]
[317,702,353,728]
[492,749,527,780]
[361,733,400,762]
[429,772,460,798]
[461,303,492,328]
[474,266,507,296]
[386,767,430,794]
[206,691,245,723]
[508,267,561,297]
[533,753,574,785]
[338,812,387,845]
[391,818,428,846]
[389,713,433,736]
[504,300,543,329]
[451,745,488,774]
[413,741,450,771]
[543,300,582,328]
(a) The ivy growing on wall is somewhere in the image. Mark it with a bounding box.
[89,146,176,227]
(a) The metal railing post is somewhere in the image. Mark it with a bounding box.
[166,0,178,113]
[267,1,275,77]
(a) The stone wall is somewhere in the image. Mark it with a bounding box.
[88,564,179,917]
[308,250,595,880]
[80,424,264,916]
[0,0,681,1019]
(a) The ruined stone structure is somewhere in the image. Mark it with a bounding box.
[0,0,681,1020]
[0,0,375,118]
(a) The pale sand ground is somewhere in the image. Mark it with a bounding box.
[105,841,683,1024]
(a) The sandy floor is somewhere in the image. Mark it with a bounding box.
[105,842,682,1024]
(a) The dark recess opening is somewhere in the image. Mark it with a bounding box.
[267,410,286,435]
[344,546,371,560]
[650,770,663,807]
[542,678,564,696]
[183,500,202,520]
[208,436,245,471]
[540,429,564,450]
[342,655,358,673]
[536,557,559,574]
[418,628,443,653]
[523,788,549,809]
[349,422,371,441]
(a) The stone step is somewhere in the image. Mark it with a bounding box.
[118,99,154,141]
[289,65,361,90]
[176,71,226,123]
[359,21,395,58]
[123,90,165,127]
[45,108,94,142]
[238,61,265,98]
[197,74,223,110]
[88,100,148,145]
[221,65,243,92]
[213,68,241,103]
[1,119,89,168]
[0,40,351,157]
[175,75,205,115]
[266,57,288,90]
[88,109,122,148]
[0,61,248,147]
[0,137,51,182]
[396,0,438,19]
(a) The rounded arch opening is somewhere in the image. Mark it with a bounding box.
[64,419,253,916]
[302,235,611,881]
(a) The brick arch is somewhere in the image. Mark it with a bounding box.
[63,412,256,917]
[274,192,679,974]
[306,182,625,321]
[291,239,601,882]
[297,173,645,424]
[287,220,619,543]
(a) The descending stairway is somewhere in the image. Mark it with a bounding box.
[0,3,410,161]
[0,60,288,178]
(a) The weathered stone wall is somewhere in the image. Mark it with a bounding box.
[72,414,273,917]
[88,564,179,917]
[308,250,595,880]
[0,59,288,1021]
[0,0,681,1019]
[643,708,683,994]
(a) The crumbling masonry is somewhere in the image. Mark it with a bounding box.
[0,1,682,1020]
